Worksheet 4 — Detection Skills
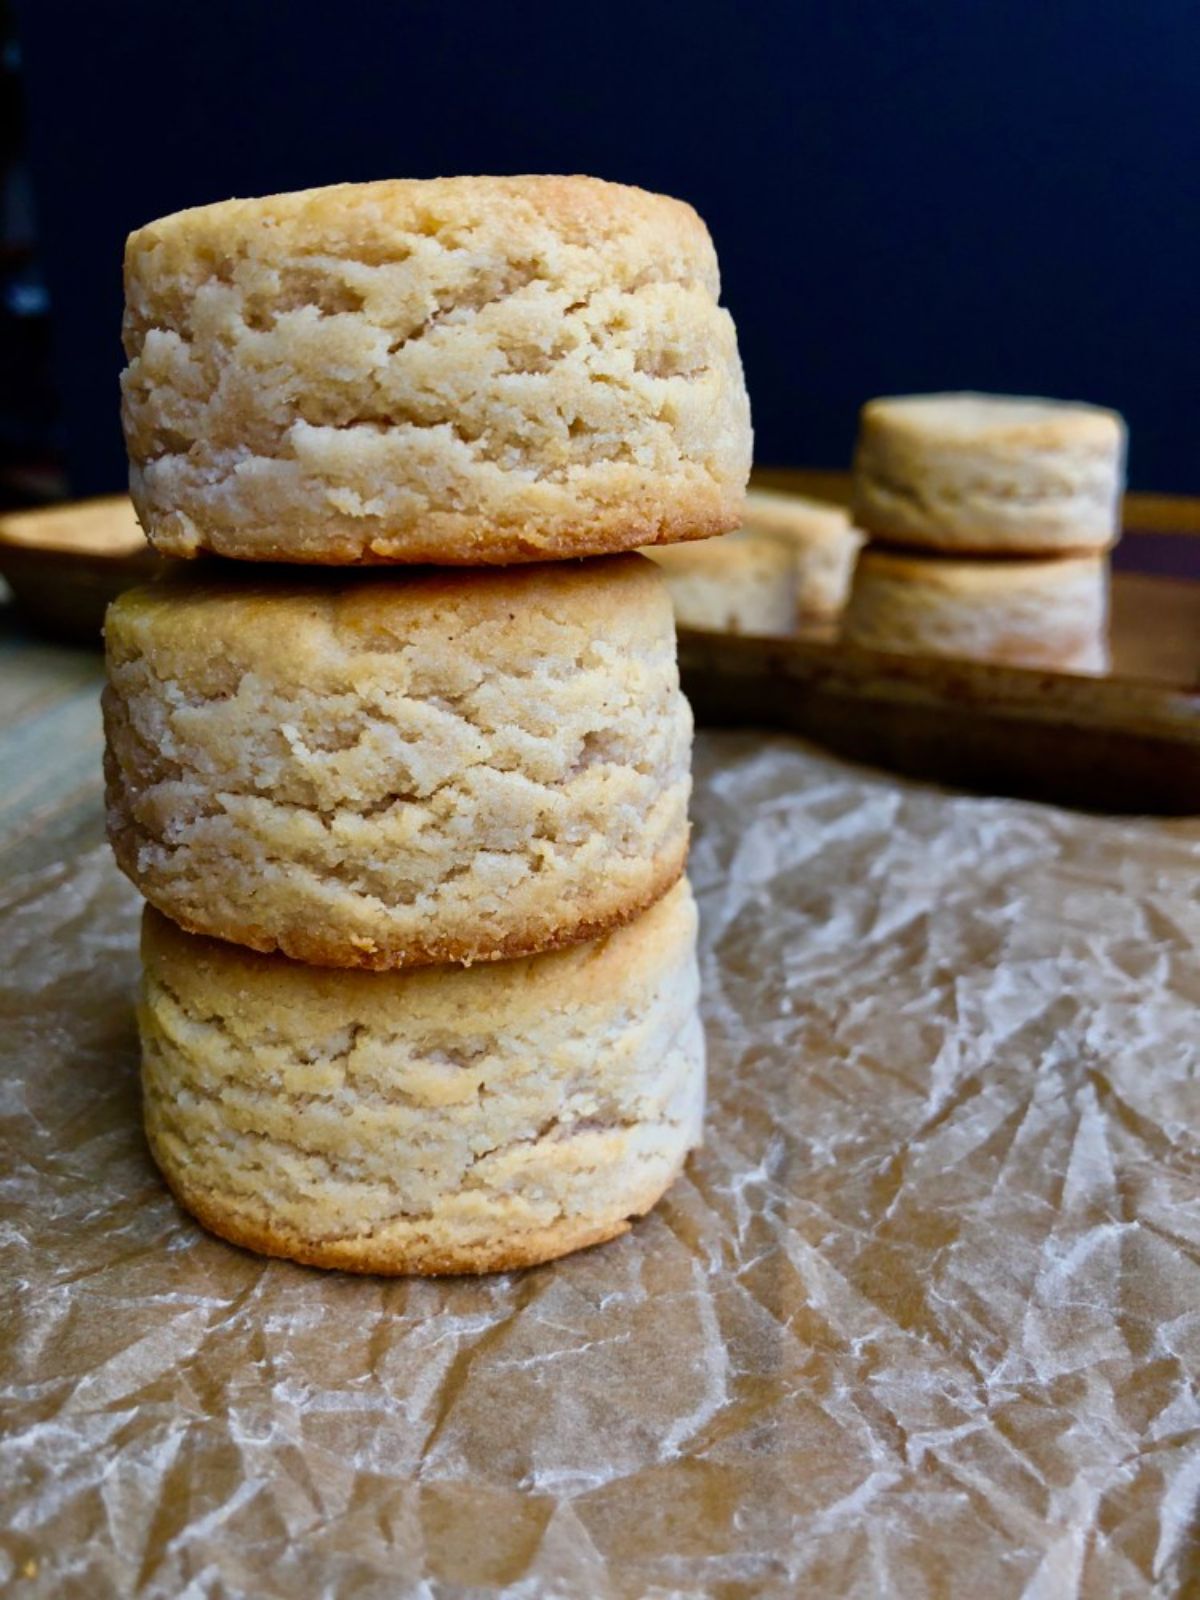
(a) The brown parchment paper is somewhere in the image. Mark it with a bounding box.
[3,726,1200,1599]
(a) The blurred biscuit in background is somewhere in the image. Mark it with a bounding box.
[742,488,864,624]
[644,528,796,636]
[852,392,1125,555]
[645,487,862,636]
[842,546,1109,673]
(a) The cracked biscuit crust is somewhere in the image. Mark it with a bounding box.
[121,175,752,564]
[852,393,1125,554]
[103,555,692,968]
[842,547,1109,672]
[139,881,705,1275]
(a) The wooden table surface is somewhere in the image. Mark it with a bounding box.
[0,605,109,882]
[4,542,1200,1596]
[5,596,1200,1598]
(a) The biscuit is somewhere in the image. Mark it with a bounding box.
[643,490,865,635]
[121,176,753,564]
[139,880,705,1275]
[851,392,1125,554]
[742,489,864,622]
[643,530,795,635]
[104,555,691,968]
[841,547,1109,672]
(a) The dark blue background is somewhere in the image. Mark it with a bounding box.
[17,1,1199,496]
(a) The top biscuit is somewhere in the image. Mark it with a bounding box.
[851,392,1125,554]
[121,176,753,565]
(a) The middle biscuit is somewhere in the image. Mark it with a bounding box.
[103,553,691,968]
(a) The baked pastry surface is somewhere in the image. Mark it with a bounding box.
[852,392,1125,554]
[104,555,691,967]
[842,546,1109,672]
[121,176,752,564]
[140,880,704,1274]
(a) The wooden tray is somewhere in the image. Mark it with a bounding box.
[680,571,1200,813]
[4,492,1199,812]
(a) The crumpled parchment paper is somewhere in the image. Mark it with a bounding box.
[3,724,1199,1599]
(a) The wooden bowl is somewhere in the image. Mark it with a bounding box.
[0,496,164,644]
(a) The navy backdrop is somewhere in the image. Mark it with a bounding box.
[16,0,1199,497]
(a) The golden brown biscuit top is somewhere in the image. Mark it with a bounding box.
[856,546,1105,594]
[742,489,854,544]
[125,175,718,293]
[142,877,696,1028]
[861,392,1125,450]
[104,553,671,675]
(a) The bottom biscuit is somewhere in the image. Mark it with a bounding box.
[140,880,704,1276]
[153,1160,688,1276]
[841,547,1109,672]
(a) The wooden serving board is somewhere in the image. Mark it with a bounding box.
[3,492,1199,812]
[680,571,1200,813]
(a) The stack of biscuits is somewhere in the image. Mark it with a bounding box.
[644,488,863,636]
[102,177,752,1274]
[843,393,1126,672]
